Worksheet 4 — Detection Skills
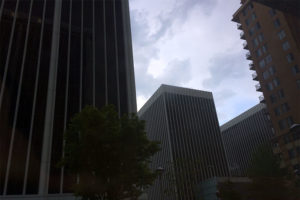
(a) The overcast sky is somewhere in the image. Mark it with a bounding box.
[129,0,260,125]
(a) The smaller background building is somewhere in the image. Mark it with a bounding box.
[139,84,229,200]
[196,177,252,200]
[221,103,274,176]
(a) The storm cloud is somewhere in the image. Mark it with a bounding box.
[129,0,260,124]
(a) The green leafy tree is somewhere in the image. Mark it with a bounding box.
[246,144,299,200]
[61,105,160,200]
[216,181,242,200]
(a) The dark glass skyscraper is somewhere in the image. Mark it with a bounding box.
[139,85,229,200]
[0,0,136,197]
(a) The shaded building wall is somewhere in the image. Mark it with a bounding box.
[139,85,229,200]
[221,104,274,176]
[0,0,136,196]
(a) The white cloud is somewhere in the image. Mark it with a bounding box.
[129,0,260,124]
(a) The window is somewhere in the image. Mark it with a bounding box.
[292,65,300,75]
[259,59,266,68]
[249,3,253,9]
[270,94,277,103]
[288,149,296,159]
[274,107,281,116]
[266,82,274,91]
[269,66,276,75]
[242,4,253,15]
[258,33,264,42]
[249,26,255,36]
[245,18,250,26]
[242,9,247,16]
[282,41,290,51]
[269,9,276,16]
[287,116,294,127]
[278,89,285,99]
[277,30,286,40]
[282,103,290,113]
[287,53,294,63]
[294,133,300,141]
[274,18,281,28]
[255,22,261,30]
[263,71,270,79]
[266,55,272,63]
[253,38,259,47]
[297,80,300,89]
[279,120,286,130]
[284,135,291,144]
[256,49,262,57]
[252,13,257,20]
[262,44,268,53]
[273,78,280,87]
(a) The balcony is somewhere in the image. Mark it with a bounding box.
[252,72,258,81]
[240,31,245,40]
[255,83,262,92]
[249,62,255,70]
[237,23,242,30]
[246,52,252,60]
[243,42,248,49]
[259,95,266,103]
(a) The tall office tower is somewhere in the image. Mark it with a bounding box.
[221,103,274,176]
[0,0,136,198]
[232,0,300,173]
[138,85,229,200]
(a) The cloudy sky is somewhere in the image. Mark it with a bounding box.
[129,0,260,125]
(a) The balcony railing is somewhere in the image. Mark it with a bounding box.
[259,95,266,103]
[240,31,245,40]
[255,83,262,91]
[237,23,242,30]
[246,52,252,60]
[252,72,258,80]
[243,42,248,49]
[249,62,255,70]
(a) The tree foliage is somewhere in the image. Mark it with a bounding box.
[216,181,242,200]
[61,105,160,200]
[247,144,286,178]
[246,144,299,200]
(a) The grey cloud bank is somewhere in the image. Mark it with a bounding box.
[129,0,259,124]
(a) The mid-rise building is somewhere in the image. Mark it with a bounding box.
[138,85,229,200]
[0,0,136,198]
[232,0,300,172]
[221,103,274,176]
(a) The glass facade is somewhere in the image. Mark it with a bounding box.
[0,0,136,196]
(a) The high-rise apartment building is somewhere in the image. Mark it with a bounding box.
[138,85,229,200]
[252,0,300,17]
[221,103,274,176]
[232,0,300,172]
[0,0,136,198]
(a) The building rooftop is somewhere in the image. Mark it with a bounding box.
[138,84,212,116]
[220,103,266,132]
[252,0,300,17]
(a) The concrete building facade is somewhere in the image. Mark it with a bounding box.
[221,103,274,176]
[232,0,300,172]
[138,85,229,200]
[0,0,136,198]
